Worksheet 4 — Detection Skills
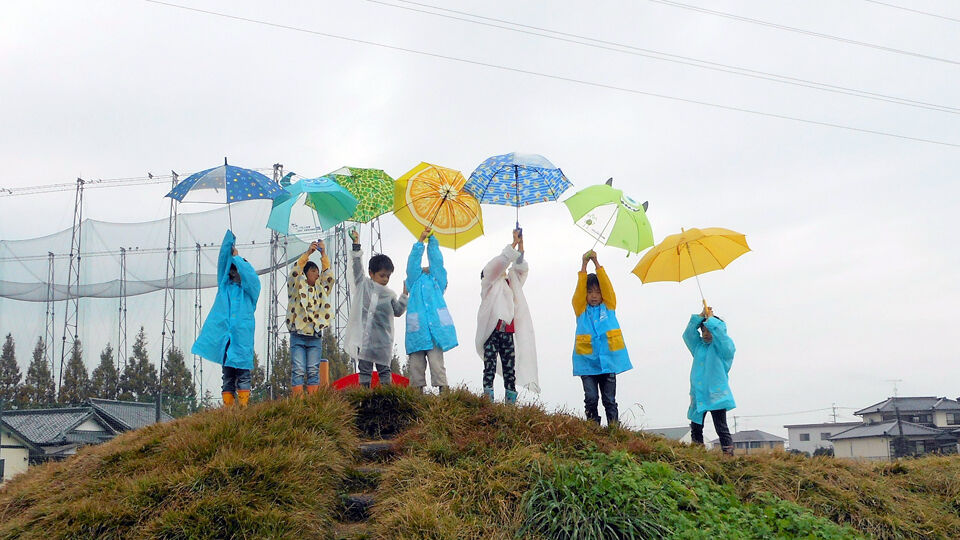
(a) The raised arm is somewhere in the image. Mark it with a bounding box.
[682,314,703,356]
[595,267,616,310]
[572,271,587,316]
[217,230,236,282]
[392,292,409,317]
[406,240,424,291]
[348,230,365,288]
[703,317,735,368]
[233,255,261,306]
[480,246,517,289]
[426,234,447,291]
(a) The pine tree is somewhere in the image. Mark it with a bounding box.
[58,340,90,405]
[250,352,268,403]
[267,336,291,398]
[90,343,119,400]
[0,333,22,408]
[322,327,355,381]
[118,327,158,403]
[199,389,216,411]
[161,347,196,418]
[17,337,56,408]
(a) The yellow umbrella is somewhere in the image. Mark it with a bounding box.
[632,227,750,307]
[394,162,484,249]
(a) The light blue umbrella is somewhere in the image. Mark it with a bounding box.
[267,176,358,236]
[463,152,572,229]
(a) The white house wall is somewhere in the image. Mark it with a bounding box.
[834,437,891,461]
[0,429,31,482]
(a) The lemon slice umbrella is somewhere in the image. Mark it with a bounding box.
[632,227,750,306]
[394,162,484,249]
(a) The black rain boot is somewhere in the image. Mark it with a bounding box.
[690,422,705,446]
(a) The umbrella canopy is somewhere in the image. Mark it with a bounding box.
[166,158,284,203]
[331,372,410,389]
[464,152,572,227]
[329,167,395,223]
[563,181,654,254]
[266,176,358,235]
[394,162,484,250]
[632,227,750,283]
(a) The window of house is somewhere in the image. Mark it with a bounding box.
[881,413,897,422]
[820,432,831,440]
[799,433,810,441]
[915,440,925,454]
[946,413,960,425]
[749,441,762,449]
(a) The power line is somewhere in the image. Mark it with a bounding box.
[143,0,960,149]
[861,0,960,24]
[370,0,960,115]
[646,0,960,66]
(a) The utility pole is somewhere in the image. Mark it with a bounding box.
[831,402,838,423]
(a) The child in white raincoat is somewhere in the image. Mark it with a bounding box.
[343,229,408,387]
[475,228,540,403]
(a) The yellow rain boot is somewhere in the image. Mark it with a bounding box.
[221,391,235,407]
[291,385,304,397]
[237,389,250,408]
[319,362,330,388]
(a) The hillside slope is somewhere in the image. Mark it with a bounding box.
[1,387,958,539]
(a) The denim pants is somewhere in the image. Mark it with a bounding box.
[690,409,732,449]
[581,373,618,425]
[290,332,323,386]
[222,366,252,393]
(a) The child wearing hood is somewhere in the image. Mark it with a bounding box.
[476,228,539,403]
[192,230,260,407]
[683,305,736,455]
[404,227,457,393]
[572,250,632,425]
[343,229,408,387]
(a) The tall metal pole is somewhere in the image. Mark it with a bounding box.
[59,178,84,393]
[157,172,178,422]
[370,216,383,255]
[265,163,284,400]
[117,247,128,394]
[333,223,351,367]
[44,252,56,383]
[193,242,202,405]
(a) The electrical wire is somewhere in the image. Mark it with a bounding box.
[142,0,960,149]
[861,0,960,24]
[646,0,960,66]
[370,0,960,114]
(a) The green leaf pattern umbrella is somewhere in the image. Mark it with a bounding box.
[330,167,395,223]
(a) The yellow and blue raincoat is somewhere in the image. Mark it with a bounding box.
[571,267,632,376]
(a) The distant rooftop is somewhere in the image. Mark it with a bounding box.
[87,398,174,431]
[783,422,861,429]
[1,408,100,445]
[828,420,953,441]
[855,397,960,416]
[642,426,691,441]
[710,429,786,444]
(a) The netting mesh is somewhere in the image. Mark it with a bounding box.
[0,203,313,301]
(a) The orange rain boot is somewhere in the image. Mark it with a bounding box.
[291,385,304,397]
[306,384,320,394]
[221,391,235,407]
[237,389,250,408]
[319,362,330,388]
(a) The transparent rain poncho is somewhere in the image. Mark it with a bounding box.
[342,238,407,367]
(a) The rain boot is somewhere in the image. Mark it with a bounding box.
[483,387,494,400]
[237,389,250,408]
[505,390,518,405]
[221,392,235,407]
[722,446,735,457]
[690,422,705,446]
[319,362,330,388]
[291,385,304,397]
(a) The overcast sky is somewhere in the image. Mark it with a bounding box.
[1,0,959,439]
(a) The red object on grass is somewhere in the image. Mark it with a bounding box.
[331,372,410,389]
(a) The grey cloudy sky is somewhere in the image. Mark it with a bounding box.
[1,0,959,439]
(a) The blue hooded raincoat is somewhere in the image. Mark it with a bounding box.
[404,235,458,354]
[571,267,632,376]
[191,230,260,370]
[683,315,736,423]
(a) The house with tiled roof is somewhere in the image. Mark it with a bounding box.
[826,397,960,461]
[0,399,173,482]
[710,429,786,455]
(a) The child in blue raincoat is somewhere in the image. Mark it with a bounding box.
[404,228,457,393]
[192,230,260,407]
[683,305,736,454]
[572,250,632,425]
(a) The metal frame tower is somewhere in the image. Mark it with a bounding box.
[117,247,128,393]
[193,242,203,403]
[332,223,351,360]
[44,252,56,379]
[59,178,84,392]
[157,172,178,421]
[264,163,285,400]
[369,217,383,255]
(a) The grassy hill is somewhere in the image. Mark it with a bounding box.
[1,387,958,539]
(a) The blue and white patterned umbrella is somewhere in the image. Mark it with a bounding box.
[463,152,572,228]
[166,158,285,203]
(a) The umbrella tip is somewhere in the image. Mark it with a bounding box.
[605,177,614,186]
[642,200,648,211]
[224,157,228,166]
